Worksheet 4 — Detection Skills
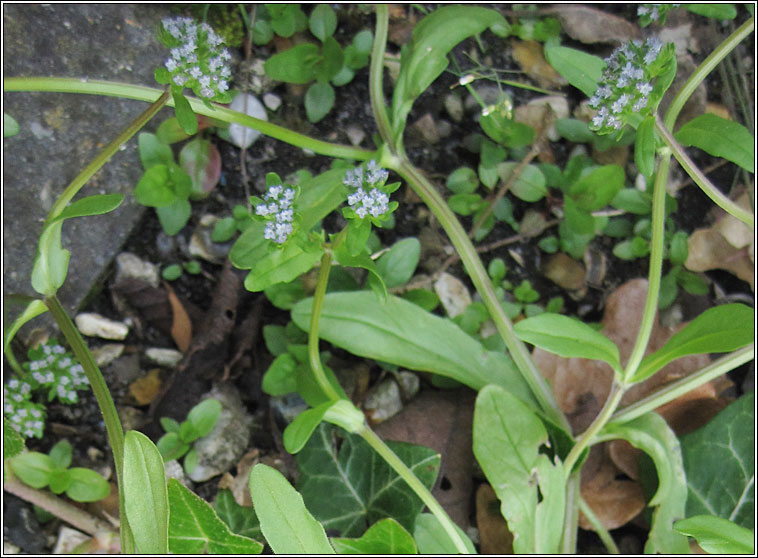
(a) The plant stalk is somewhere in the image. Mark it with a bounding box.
[561,471,581,553]
[357,425,471,554]
[308,249,342,402]
[579,498,619,554]
[369,4,394,153]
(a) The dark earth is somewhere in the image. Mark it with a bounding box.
[3,4,754,554]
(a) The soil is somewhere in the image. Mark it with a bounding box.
[4,4,754,554]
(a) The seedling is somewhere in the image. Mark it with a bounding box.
[156,398,222,474]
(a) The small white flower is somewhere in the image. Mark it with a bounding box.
[53,345,65,354]
[4,404,14,414]
[633,97,648,112]
[8,379,19,389]
[612,94,631,114]
[20,383,30,394]
[43,344,52,355]
[638,6,650,16]
[173,75,188,86]
[70,364,83,375]
[17,408,27,418]
[636,82,653,96]
[31,408,42,418]
[189,66,203,79]
[616,75,629,88]
[60,376,70,385]
[33,371,45,382]
[11,423,21,432]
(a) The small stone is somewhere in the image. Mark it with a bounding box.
[145,347,183,367]
[164,459,193,489]
[364,378,403,423]
[345,124,366,146]
[114,252,159,287]
[541,253,587,291]
[189,214,231,263]
[412,113,440,144]
[444,92,465,122]
[155,231,177,258]
[396,371,420,400]
[52,526,89,555]
[434,272,472,318]
[228,93,268,149]
[91,343,125,367]
[270,393,309,427]
[464,85,502,113]
[436,119,452,139]
[263,92,281,111]
[75,313,129,340]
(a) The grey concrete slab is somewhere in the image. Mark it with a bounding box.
[3,4,175,327]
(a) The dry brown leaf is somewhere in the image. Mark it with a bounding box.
[554,5,641,45]
[476,483,514,554]
[685,229,754,290]
[217,449,260,507]
[374,389,475,529]
[128,368,162,406]
[510,39,567,89]
[165,283,192,352]
[541,252,586,291]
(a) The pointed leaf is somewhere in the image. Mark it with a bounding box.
[544,44,605,97]
[31,221,70,296]
[674,515,754,554]
[138,132,173,169]
[635,116,656,178]
[249,463,334,554]
[123,431,169,554]
[8,452,53,489]
[513,313,622,374]
[169,479,263,554]
[188,398,222,439]
[331,518,417,554]
[680,392,754,529]
[632,303,754,383]
[296,424,440,537]
[412,513,476,554]
[172,89,198,135]
[374,237,420,288]
[674,113,754,172]
[56,194,124,221]
[283,401,335,454]
[66,467,110,503]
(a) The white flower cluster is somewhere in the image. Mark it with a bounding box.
[255,184,297,244]
[637,4,679,26]
[589,37,665,133]
[344,160,391,219]
[162,17,231,99]
[4,340,88,438]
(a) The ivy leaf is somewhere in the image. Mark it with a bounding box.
[168,479,263,554]
[296,423,440,537]
[331,518,417,554]
[213,489,262,541]
[680,392,754,529]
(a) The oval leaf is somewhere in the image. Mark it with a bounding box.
[674,515,754,555]
[674,113,754,172]
[544,44,605,97]
[283,401,334,454]
[172,89,198,135]
[498,162,546,202]
[309,4,337,42]
[514,313,622,374]
[635,116,656,178]
[124,430,169,554]
[631,303,754,383]
[56,194,124,221]
[374,237,420,288]
[9,452,53,488]
[305,82,335,124]
[264,43,320,84]
[66,467,111,502]
[249,463,335,554]
[413,513,476,554]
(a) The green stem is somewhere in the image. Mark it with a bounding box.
[3,77,374,161]
[561,471,581,553]
[308,249,342,402]
[664,16,754,131]
[394,158,570,432]
[45,89,170,224]
[564,141,671,474]
[607,345,754,427]
[655,113,754,228]
[357,424,471,554]
[369,5,394,153]
[44,294,133,552]
[579,498,619,554]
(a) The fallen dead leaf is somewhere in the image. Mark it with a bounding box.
[554,5,641,45]
[686,229,754,290]
[128,368,162,406]
[510,39,567,90]
[541,252,587,291]
[476,483,514,554]
[217,449,260,507]
[166,283,192,352]
[374,388,475,530]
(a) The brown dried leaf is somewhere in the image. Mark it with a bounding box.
[510,39,567,89]
[685,229,754,290]
[374,389,475,529]
[128,368,162,406]
[555,5,641,45]
[541,252,586,291]
[476,483,514,554]
[217,449,260,507]
[165,283,192,352]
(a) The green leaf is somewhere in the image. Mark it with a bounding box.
[160,417,181,434]
[544,44,605,97]
[9,452,53,488]
[157,431,190,462]
[3,418,26,461]
[244,237,324,292]
[291,292,537,404]
[213,489,262,541]
[249,463,335,554]
[602,413,689,553]
[569,164,625,211]
[563,196,596,236]
[674,113,754,172]
[31,221,70,296]
[391,6,506,144]
[498,162,546,202]
[48,440,72,469]
[680,392,754,529]
[555,118,595,143]
[55,194,124,221]
[135,165,175,207]
[66,467,111,502]
[473,385,564,554]
[156,117,193,144]
[480,112,535,148]
[446,167,479,194]
[138,132,173,170]
[48,468,72,494]
[331,517,417,554]
[401,288,440,311]
[296,424,440,537]
[375,238,420,288]
[448,193,483,216]
[156,198,192,236]
[635,116,656,178]
[283,401,335,454]
[123,431,169,554]
[674,515,754,554]
[309,4,337,42]
[305,82,335,123]
[686,3,737,20]
[179,138,220,199]
[316,36,344,83]
[264,43,320,84]
[514,313,622,374]
[631,303,754,383]
[172,89,198,135]
[188,399,222,439]
[677,269,709,295]
[3,299,48,357]
[262,353,299,395]
[413,513,476,554]
[4,112,20,137]
[212,217,238,243]
[668,231,689,266]
[169,479,263,554]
